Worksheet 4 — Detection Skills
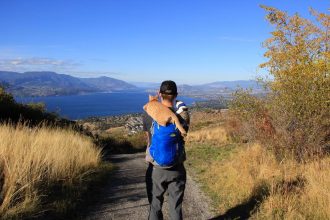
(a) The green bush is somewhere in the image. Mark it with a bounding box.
[0,86,74,128]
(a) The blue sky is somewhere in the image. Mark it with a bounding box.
[0,0,328,84]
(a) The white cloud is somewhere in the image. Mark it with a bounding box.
[0,57,80,72]
[0,57,123,78]
[0,57,78,67]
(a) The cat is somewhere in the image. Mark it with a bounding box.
[143,95,187,137]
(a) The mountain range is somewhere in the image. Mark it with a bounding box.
[0,71,263,97]
[0,71,137,96]
[139,80,263,99]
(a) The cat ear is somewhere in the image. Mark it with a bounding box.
[148,95,153,101]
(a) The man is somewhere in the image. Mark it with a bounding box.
[143,80,189,220]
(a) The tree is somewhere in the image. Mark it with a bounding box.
[260,6,330,159]
[230,6,329,160]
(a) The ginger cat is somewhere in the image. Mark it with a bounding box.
[143,95,187,137]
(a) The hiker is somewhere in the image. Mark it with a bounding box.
[143,80,190,220]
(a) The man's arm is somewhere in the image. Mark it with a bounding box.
[145,131,151,147]
[176,100,190,132]
[142,113,153,146]
[142,113,155,164]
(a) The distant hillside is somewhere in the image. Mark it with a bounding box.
[201,80,262,90]
[0,71,137,96]
[0,71,265,98]
[139,80,261,90]
[80,76,136,91]
[129,81,160,89]
[179,80,265,98]
[144,80,265,99]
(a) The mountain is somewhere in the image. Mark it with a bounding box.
[0,71,264,98]
[80,76,136,91]
[0,71,137,96]
[201,80,262,90]
[176,80,265,99]
[129,81,160,89]
[182,80,262,93]
[144,80,263,97]
[135,80,261,90]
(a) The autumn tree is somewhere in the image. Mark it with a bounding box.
[230,6,329,160]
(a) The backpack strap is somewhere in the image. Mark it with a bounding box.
[150,120,160,136]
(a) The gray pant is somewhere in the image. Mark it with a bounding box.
[148,164,186,220]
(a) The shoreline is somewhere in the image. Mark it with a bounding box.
[15,92,202,120]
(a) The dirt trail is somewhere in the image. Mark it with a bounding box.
[82,153,214,220]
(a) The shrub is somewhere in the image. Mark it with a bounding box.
[0,87,74,128]
[26,102,46,112]
[229,6,330,161]
[95,127,147,155]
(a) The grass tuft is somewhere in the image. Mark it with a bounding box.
[0,123,102,219]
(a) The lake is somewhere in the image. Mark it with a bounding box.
[15,92,199,120]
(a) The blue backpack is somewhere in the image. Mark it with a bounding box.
[149,120,184,166]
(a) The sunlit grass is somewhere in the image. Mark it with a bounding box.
[186,111,330,219]
[0,123,102,219]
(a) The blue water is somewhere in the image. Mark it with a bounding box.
[15,92,198,120]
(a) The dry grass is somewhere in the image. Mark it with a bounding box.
[188,141,330,219]
[95,127,147,155]
[0,123,102,219]
[186,110,330,219]
[105,126,126,134]
[189,109,225,131]
[202,144,280,211]
[187,126,229,144]
[255,156,330,219]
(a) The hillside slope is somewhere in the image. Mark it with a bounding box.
[80,76,137,91]
[0,88,107,219]
[186,110,330,219]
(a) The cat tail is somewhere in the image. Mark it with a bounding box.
[173,117,187,137]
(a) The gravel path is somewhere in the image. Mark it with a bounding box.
[82,153,214,220]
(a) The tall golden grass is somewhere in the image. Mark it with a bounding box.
[0,123,102,218]
[189,110,224,131]
[186,110,330,219]
[187,126,228,144]
[190,141,330,219]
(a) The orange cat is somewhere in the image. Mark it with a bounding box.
[143,95,187,136]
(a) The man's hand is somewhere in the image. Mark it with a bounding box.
[175,100,188,114]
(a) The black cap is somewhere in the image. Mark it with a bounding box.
[160,80,178,95]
